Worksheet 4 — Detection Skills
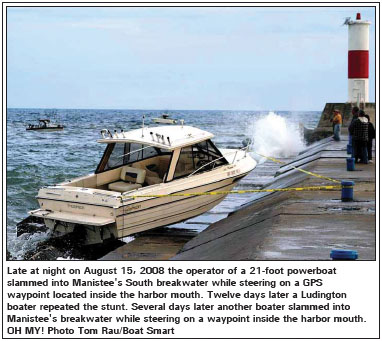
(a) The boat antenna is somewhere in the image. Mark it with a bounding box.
[141,115,145,137]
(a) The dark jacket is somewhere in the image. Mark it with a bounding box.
[349,117,369,142]
[368,122,376,141]
[348,116,359,134]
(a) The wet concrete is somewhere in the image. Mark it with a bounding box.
[100,228,196,261]
[173,136,375,260]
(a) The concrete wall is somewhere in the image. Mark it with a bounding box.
[317,103,352,129]
[317,102,375,129]
[303,102,375,144]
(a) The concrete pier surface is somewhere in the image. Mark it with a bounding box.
[100,228,196,261]
[102,134,375,261]
[173,136,375,260]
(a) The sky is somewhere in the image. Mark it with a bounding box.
[7,6,376,111]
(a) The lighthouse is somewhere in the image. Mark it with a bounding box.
[346,13,371,104]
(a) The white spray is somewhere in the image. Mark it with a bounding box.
[248,112,306,162]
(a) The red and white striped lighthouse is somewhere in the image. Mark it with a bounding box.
[346,13,371,104]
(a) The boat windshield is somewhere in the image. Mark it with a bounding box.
[173,140,228,179]
[96,143,170,173]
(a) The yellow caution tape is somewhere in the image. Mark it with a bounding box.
[120,151,350,200]
[122,185,344,199]
[254,152,341,183]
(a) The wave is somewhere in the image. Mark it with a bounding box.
[248,111,306,162]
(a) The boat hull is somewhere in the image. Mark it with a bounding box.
[115,177,238,237]
[26,127,64,131]
[33,175,241,243]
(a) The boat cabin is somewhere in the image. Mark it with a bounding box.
[62,126,229,193]
[39,119,50,127]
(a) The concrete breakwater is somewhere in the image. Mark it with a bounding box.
[173,136,375,260]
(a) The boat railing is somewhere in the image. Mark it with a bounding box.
[187,145,249,178]
[232,145,249,164]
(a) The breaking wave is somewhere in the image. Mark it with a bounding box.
[248,112,306,162]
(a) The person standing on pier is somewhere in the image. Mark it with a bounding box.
[331,109,342,141]
[348,106,359,157]
[365,114,375,163]
[349,110,369,164]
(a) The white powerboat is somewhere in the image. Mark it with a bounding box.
[29,124,256,244]
[152,114,177,124]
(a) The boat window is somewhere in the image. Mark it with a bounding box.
[173,140,228,179]
[106,143,126,169]
[143,145,161,159]
[96,143,171,173]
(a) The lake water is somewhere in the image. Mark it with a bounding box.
[6,108,321,258]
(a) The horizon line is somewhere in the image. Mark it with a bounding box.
[7,106,322,112]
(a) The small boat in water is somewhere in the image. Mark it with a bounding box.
[29,123,256,244]
[152,114,177,124]
[26,119,64,131]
